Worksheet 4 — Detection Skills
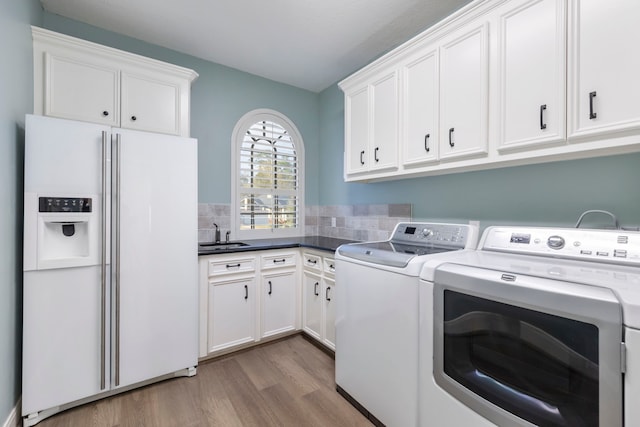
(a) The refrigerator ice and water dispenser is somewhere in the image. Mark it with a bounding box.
[23,194,100,271]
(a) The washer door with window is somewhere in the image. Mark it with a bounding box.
[433,263,623,427]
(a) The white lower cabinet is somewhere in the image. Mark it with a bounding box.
[323,277,336,349]
[199,249,300,358]
[209,276,256,353]
[261,270,297,338]
[302,271,323,340]
[302,250,337,350]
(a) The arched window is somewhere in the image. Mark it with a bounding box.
[231,109,305,239]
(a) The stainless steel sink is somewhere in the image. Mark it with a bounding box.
[199,241,249,251]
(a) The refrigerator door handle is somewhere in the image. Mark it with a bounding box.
[100,131,108,390]
[114,132,122,387]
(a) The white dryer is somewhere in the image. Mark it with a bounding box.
[419,226,640,427]
[335,222,478,427]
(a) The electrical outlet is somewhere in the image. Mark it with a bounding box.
[331,217,336,227]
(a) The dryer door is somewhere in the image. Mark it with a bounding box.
[433,263,623,427]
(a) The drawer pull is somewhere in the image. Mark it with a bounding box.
[226,263,241,269]
[307,259,317,265]
[273,258,286,264]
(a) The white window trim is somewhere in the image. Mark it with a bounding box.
[231,109,305,240]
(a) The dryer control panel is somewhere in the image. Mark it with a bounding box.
[481,226,640,266]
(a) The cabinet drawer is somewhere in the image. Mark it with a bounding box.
[324,257,336,275]
[208,257,256,276]
[261,251,297,270]
[302,253,322,272]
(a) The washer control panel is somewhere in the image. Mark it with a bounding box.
[481,226,640,265]
[391,222,476,248]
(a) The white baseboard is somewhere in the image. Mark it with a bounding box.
[2,398,20,427]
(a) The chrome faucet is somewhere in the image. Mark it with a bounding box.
[213,223,221,243]
[225,230,231,244]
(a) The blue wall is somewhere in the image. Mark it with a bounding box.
[318,85,640,228]
[42,13,321,206]
[0,0,42,422]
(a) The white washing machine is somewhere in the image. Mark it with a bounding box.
[419,226,640,427]
[335,222,478,427]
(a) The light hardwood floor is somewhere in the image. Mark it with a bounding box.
[37,335,372,427]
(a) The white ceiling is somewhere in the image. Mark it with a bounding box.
[40,0,474,92]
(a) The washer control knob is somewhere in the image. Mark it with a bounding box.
[421,228,433,237]
[547,235,565,250]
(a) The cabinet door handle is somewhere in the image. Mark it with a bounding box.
[374,147,380,162]
[325,287,331,302]
[131,115,137,122]
[244,284,248,300]
[268,280,272,295]
[540,104,547,130]
[360,150,365,165]
[589,91,597,119]
[226,263,241,269]
[102,110,109,117]
[424,133,430,152]
[314,282,319,296]
[448,128,455,147]
[273,258,286,264]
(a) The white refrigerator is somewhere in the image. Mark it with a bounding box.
[22,114,198,426]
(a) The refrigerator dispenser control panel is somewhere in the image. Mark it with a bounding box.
[39,197,92,213]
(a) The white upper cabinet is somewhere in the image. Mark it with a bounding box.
[341,0,640,182]
[568,0,640,138]
[495,0,566,150]
[402,47,439,167]
[343,69,399,178]
[370,71,399,171]
[44,53,120,127]
[120,71,181,135]
[32,27,197,137]
[439,22,489,161]
[345,86,369,175]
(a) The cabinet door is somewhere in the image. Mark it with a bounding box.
[402,48,439,166]
[568,0,640,138]
[440,22,489,160]
[344,86,369,175]
[370,71,399,171]
[44,52,120,127]
[497,0,566,151]
[209,278,256,353]
[261,271,297,338]
[121,71,180,135]
[302,272,322,340]
[322,278,336,350]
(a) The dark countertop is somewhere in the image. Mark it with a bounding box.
[198,236,357,256]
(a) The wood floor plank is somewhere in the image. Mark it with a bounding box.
[36,334,371,427]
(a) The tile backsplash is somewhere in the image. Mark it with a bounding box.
[198,203,412,242]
